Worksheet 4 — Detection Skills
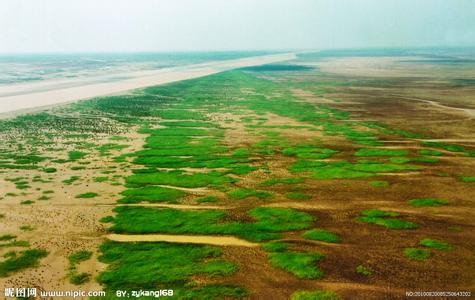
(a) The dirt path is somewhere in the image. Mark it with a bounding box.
[318,281,405,295]
[96,203,227,210]
[106,234,258,247]
[392,95,475,118]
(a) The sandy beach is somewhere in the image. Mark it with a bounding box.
[0,52,295,117]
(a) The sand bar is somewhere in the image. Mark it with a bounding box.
[0,53,295,116]
[106,233,258,247]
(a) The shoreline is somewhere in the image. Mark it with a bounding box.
[0,52,295,118]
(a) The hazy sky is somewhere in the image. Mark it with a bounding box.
[0,0,474,53]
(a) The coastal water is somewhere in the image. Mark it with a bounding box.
[0,51,274,86]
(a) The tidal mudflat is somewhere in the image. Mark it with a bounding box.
[0,50,474,299]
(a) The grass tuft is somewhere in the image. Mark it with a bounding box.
[268,252,324,279]
[75,192,98,199]
[303,229,340,243]
[356,265,373,276]
[291,290,340,300]
[227,188,272,199]
[419,238,451,250]
[358,210,417,229]
[0,249,48,277]
[403,248,431,260]
[408,198,448,207]
[262,242,289,252]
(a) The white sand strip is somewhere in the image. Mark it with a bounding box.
[0,53,295,116]
[106,233,258,247]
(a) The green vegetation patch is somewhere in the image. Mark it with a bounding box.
[227,188,272,199]
[97,143,128,156]
[67,250,93,285]
[268,252,324,279]
[422,141,465,153]
[97,241,246,297]
[356,265,373,276]
[68,150,87,161]
[303,229,340,243]
[119,186,186,203]
[232,148,250,158]
[62,176,80,185]
[0,249,48,277]
[94,176,109,183]
[417,149,443,156]
[460,176,475,183]
[75,192,98,199]
[0,234,16,241]
[403,248,431,261]
[358,209,417,229]
[408,198,448,207]
[0,240,30,248]
[262,242,289,252]
[282,144,338,159]
[197,195,219,203]
[285,191,311,200]
[389,157,438,164]
[260,177,305,187]
[354,148,408,157]
[109,206,314,242]
[291,289,341,300]
[126,170,235,188]
[43,167,57,173]
[419,238,451,250]
[289,159,418,179]
[369,180,389,187]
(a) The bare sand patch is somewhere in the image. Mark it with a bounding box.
[106,234,258,247]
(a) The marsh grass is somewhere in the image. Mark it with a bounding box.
[290,289,340,300]
[289,160,418,179]
[62,176,80,185]
[75,192,98,199]
[403,248,431,260]
[354,148,408,157]
[369,180,389,187]
[126,170,235,188]
[282,144,338,159]
[97,241,244,297]
[227,188,272,199]
[94,176,109,183]
[0,234,16,241]
[109,206,314,242]
[0,240,30,248]
[260,177,304,187]
[119,186,186,203]
[389,157,438,164]
[408,198,448,207]
[419,238,451,250]
[460,176,475,183]
[358,209,417,229]
[285,191,311,200]
[303,229,340,243]
[68,151,87,161]
[417,149,443,156]
[20,225,34,231]
[262,242,289,252]
[268,252,324,279]
[356,265,373,276]
[67,250,92,285]
[197,195,219,203]
[0,249,48,277]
